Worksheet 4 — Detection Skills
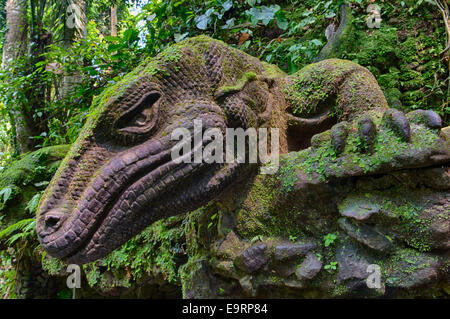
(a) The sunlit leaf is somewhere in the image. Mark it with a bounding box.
[0,187,13,204]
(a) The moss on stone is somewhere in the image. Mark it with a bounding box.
[284,59,387,121]
[81,214,187,291]
[234,176,280,238]
[293,110,444,182]
[217,71,258,95]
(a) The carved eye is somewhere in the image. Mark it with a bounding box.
[117,91,161,134]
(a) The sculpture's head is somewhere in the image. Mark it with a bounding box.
[36,36,288,264]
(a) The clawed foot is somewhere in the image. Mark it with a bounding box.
[306,108,448,179]
[326,108,443,155]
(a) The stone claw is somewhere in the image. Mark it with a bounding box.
[357,116,377,153]
[331,116,378,155]
[329,117,378,155]
[323,108,443,159]
[330,121,349,155]
[407,109,442,130]
[381,108,411,142]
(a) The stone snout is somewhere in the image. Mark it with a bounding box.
[38,209,67,236]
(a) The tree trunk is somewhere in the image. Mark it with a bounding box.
[2,0,29,154]
[2,0,27,67]
[111,6,118,36]
[60,0,87,100]
[17,0,54,152]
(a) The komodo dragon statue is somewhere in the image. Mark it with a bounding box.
[36,36,450,297]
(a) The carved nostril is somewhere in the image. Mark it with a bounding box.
[44,214,62,229]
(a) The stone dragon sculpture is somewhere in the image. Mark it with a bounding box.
[35,36,450,297]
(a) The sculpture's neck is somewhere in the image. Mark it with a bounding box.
[264,77,289,154]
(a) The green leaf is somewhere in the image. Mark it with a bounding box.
[310,39,323,47]
[108,44,123,53]
[0,218,35,239]
[123,29,139,44]
[174,33,189,43]
[275,12,288,30]
[26,193,42,214]
[298,16,316,27]
[195,8,215,30]
[221,0,233,12]
[196,14,209,30]
[325,11,336,18]
[0,187,13,204]
[324,233,337,247]
[104,36,119,42]
[247,5,280,25]
[41,250,47,264]
[221,18,236,29]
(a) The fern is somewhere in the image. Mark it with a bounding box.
[0,186,13,204]
[0,218,36,244]
[26,192,42,214]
